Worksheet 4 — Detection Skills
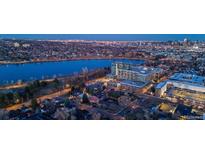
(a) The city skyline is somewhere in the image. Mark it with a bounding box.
[1,34,205,41]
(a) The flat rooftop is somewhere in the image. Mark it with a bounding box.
[114,62,162,75]
[131,66,158,75]
[156,81,167,89]
[170,73,205,85]
[120,80,147,88]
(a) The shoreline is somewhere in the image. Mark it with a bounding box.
[0,57,147,65]
[0,58,146,88]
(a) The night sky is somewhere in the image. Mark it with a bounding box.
[1,34,205,41]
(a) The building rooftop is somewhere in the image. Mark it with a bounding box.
[120,80,147,88]
[170,73,205,85]
[156,81,167,89]
[131,66,156,75]
[114,62,162,75]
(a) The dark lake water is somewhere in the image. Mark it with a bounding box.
[0,59,144,85]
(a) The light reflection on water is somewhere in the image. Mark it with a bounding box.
[0,59,144,85]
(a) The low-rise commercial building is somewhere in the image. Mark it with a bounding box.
[156,73,205,97]
[111,62,162,84]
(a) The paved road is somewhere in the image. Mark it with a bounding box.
[6,88,71,111]
[0,83,27,90]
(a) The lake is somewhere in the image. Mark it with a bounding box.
[0,59,144,85]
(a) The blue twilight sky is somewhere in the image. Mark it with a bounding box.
[0,34,205,41]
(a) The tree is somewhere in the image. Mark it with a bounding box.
[0,94,6,103]
[54,78,59,84]
[31,99,39,111]
[150,86,156,93]
[40,81,48,87]
[82,93,90,104]
[24,87,32,99]
[33,80,40,88]
[53,78,60,90]
[79,82,86,92]
[6,92,14,103]
[70,86,75,95]
[13,92,21,103]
